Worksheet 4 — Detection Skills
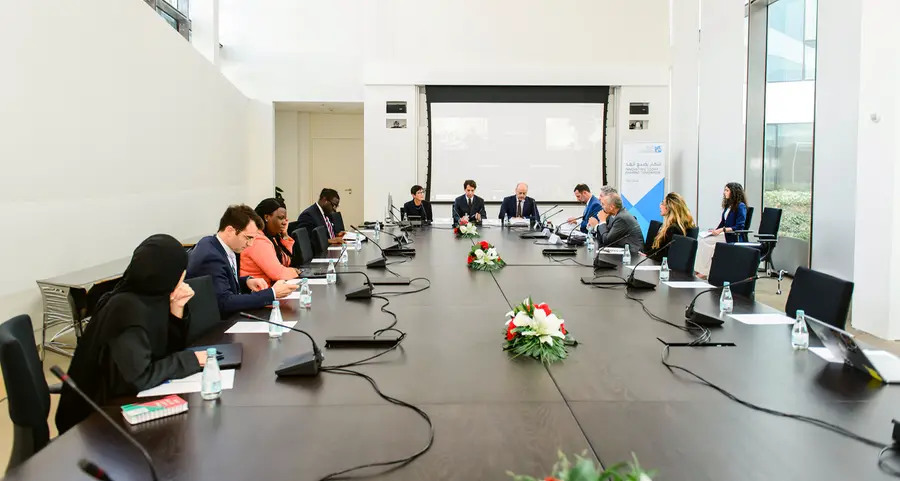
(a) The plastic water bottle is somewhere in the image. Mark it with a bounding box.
[505,215,510,227]
[719,282,733,313]
[374,222,381,240]
[268,301,284,338]
[340,246,348,264]
[792,309,810,350]
[622,244,631,265]
[200,347,222,400]
[586,234,594,253]
[355,233,362,251]
[326,263,337,285]
[299,278,312,308]
[659,257,670,282]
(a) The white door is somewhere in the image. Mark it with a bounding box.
[310,114,364,227]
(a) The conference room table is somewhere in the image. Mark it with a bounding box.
[7,225,900,480]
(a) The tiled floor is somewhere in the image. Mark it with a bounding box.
[1,279,898,468]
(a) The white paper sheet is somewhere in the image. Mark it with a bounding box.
[663,281,712,289]
[729,313,796,325]
[341,232,359,241]
[138,370,235,398]
[624,265,662,271]
[287,278,329,286]
[599,247,625,255]
[225,321,297,334]
[509,218,530,226]
[328,246,344,251]
[698,231,713,239]
[278,291,300,300]
[311,258,338,263]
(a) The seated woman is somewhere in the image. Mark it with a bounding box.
[240,198,301,285]
[644,192,696,261]
[402,185,433,224]
[56,234,205,434]
[694,182,748,277]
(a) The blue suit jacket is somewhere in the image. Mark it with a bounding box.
[717,202,748,243]
[498,196,539,221]
[580,195,602,233]
[186,236,274,316]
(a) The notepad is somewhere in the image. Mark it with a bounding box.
[624,265,662,271]
[121,395,188,425]
[137,370,235,398]
[225,321,297,334]
[698,231,713,239]
[663,281,712,289]
[311,258,339,263]
[598,247,625,255]
[287,278,329,286]
[729,313,795,325]
[328,246,344,251]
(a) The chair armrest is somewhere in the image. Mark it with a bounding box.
[48,382,63,394]
[756,238,778,243]
[731,230,754,234]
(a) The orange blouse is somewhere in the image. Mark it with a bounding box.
[239,232,298,285]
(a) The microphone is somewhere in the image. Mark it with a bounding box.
[49,366,160,481]
[623,239,676,289]
[379,229,416,255]
[79,459,115,481]
[534,204,559,228]
[336,270,375,299]
[239,313,324,376]
[350,227,412,286]
[684,275,760,327]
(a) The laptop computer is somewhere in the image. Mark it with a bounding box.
[806,315,900,383]
[188,343,243,369]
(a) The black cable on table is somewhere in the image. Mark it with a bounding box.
[374,277,432,297]
[624,291,711,344]
[549,256,594,268]
[317,367,434,480]
[878,445,900,477]
[660,345,887,449]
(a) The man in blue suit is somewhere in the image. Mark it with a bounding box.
[568,184,602,233]
[187,205,297,316]
[452,179,487,225]
[498,182,540,221]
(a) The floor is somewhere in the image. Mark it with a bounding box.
[0,279,897,469]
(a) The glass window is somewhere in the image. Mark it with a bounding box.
[766,0,816,83]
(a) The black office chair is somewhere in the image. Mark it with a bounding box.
[0,315,57,472]
[185,276,223,344]
[744,206,755,234]
[290,228,315,266]
[708,243,761,299]
[286,221,300,238]
[785,267,854,329]
[734,207,783,276]
[311,226,329,257]
[686,226,700,239]
[330,212,346,234]
[667,235,698,274]
[644,220,662,250]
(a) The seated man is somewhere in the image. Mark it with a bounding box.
[590,193,644,251]
[187,205,297,316]
[568,184,602,233]
[498,182,539,222]
[296,188,346,245]
[452,179,487,225]
[403,184,433,224]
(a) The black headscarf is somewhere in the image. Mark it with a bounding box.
[255,197,293,264]
[56,234,188,433]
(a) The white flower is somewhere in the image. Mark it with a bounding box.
[511,311,533,328]
[474,249,485,259]
[486,247,498,257]
[638,475,652,481]
[475,258,485,265]
[521,308,565,345]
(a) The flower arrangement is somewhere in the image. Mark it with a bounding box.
[509,452,654,481]
[504,298,573,363]
[467,241,506,271]
[454,218,480,238]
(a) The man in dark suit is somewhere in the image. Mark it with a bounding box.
[187,205,297,315]
[498,182,539,221]
[452,179,487,225]
[591,193,644,251]
[296,188,345,245]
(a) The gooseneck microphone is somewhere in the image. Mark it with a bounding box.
[49,366,160,481]
[623,239,675,289]
[684,275,760,327]
[336,270,376,299]
[239,313,324,376]
[351,227,412,285]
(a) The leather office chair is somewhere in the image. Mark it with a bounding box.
[330,212,346,234]
[311,226,329,257]
[286,221,300,239]
[744,206,754,234]
[667,235,698,274]
[185,276,222,344]
[644,220,662,250]
[290,228,314,266]
[708,243,761,299]
[686,226,700,239]
[0,315,58,472]
[785,267,854,329]
[733,207,783,276]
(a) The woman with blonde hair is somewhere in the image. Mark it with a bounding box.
[644,192,696,261]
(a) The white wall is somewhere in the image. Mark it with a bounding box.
[811,0,860,282]
[246,100,276,202]
[669,0,701,216]
[851,0,900,340]
[0,0,253,327]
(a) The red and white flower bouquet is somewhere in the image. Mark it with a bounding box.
[453,218,479,238]
[467,241,506,271]
[504,298,573,363]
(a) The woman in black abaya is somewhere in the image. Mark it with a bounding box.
[56,234,205,434]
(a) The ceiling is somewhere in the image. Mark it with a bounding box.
[273,102,364,113]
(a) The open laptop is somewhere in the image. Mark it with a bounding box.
[806,315,900,383]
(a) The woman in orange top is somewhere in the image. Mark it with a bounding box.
[239,198,301,285]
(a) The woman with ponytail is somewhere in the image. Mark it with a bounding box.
[239,198,302,285]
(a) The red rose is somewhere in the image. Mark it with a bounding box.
[506,322,517,341]
[459,218,468,225]
[560,323,567,335]
[480,241,489,250]
[536,303,552,317]
[544,478,561,481]
[453,227,459,234]
[467,256,474,264]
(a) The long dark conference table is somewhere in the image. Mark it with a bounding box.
[8,225,900,480]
